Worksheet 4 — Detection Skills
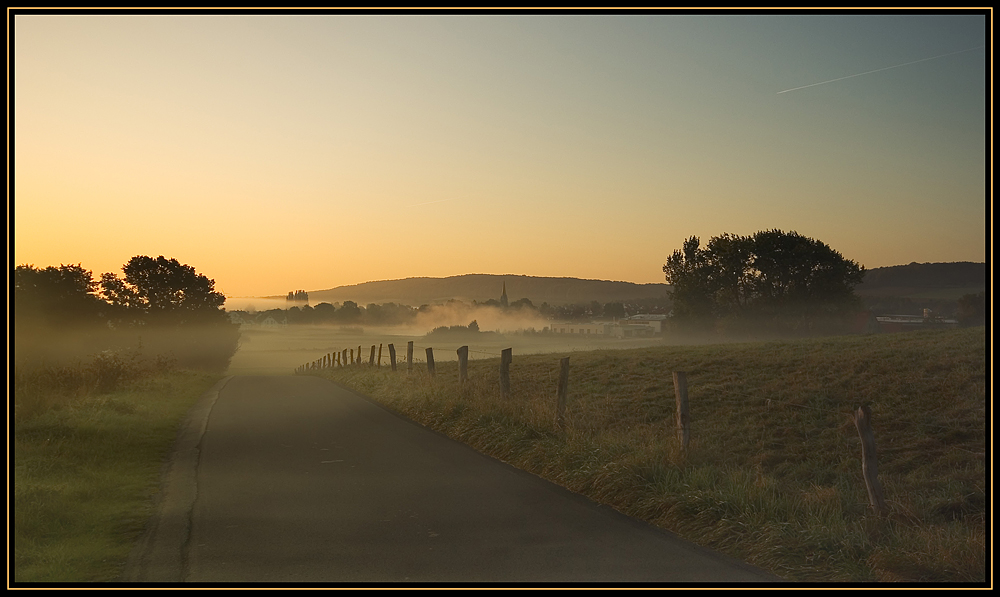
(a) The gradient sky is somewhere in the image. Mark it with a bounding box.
[12,11,989,299]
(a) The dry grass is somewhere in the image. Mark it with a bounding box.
[314,326,987,582]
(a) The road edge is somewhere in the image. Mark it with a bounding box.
[118,375,233,583]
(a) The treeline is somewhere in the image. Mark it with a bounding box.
[230,295,672,327]
[858,261,986,290]
[14,257,240,371]
[425,320,502,339]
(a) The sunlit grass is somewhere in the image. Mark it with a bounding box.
[316,327,986,582]
[12,368,220,582]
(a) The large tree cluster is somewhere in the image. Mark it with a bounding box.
[663,230,865,333]
[16,255,230,328]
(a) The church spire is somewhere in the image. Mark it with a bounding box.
[500,280,508,308]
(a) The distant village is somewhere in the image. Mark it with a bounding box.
[228,282,966,335]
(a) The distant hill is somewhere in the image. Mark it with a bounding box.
[281,263,985,309]
[856,262,987,300]
[302,274,671,307]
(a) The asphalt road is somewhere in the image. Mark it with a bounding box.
[123,374,782,585]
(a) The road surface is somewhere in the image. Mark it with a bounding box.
[123,374,781,585]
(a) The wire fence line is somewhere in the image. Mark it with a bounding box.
[294,338,983,515]
[294,342,985,436]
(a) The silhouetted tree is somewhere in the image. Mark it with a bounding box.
[100,255,228,326]
[603,302,626,319]
[957,291,986,327]
[663,230,865,333]
[511,297,535,310]
[14,263,105,326]
[313,302,336,322]
[336,300,362,322]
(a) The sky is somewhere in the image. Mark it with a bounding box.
[12,11,990,299]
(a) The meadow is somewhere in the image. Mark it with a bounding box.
[227,323,670,375]
[12,321,986,583]
[12,322,233,583]
[12,359,220,582]
[309,326,987,583]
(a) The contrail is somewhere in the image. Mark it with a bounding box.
[408,198,455,207]
[777,45,985,94]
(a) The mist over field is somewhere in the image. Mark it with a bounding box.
[226,323,673,376]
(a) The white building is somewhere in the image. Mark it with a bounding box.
[618,314,668,334]
[549,322,611,335]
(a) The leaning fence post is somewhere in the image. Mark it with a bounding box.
[500,348,512,398]
[368,345,375,366]
[388,343,397,371]
[407,341,414,372]
[853,404,888,516]
[673,371,689,452]
[457,346,469,385]
[377,344,383,368]
[426,347,436,377]
[556,357,569,430]
[349,348,354,365]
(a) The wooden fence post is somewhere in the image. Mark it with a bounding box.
[673,371,690,452]
[357,346,362,365]
[853,404,888,516]
[407,341,414,372]
[377,344,383,368]
[349,349,354,365]
[426,347,435,377]
[457,346,469,384]
[368,345,375,366]
[557,357,569,430]
[388,343,397,371]
[500,348,512,398]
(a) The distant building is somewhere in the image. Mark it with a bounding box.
[618,314,668,334]
[549,322,611,335]
[875,313,958,333]
[547,314,668,338]
[500,281,508,308]
[259,315,287,327]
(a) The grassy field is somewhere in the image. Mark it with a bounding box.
[311,326,987,583]
[12,362,221,583]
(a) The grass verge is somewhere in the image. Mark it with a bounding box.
[313,327,986,583]
[12,369,221,583]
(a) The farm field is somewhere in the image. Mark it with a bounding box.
[227,323,671,375]
[308,327,987,583]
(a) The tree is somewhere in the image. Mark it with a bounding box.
[956,291,986,327]
[336,300,361,322]
[602,302,625,319]
[313,302,336,322]
[100,255,227,325]
[14,263,105,326]
[663,230,865,333]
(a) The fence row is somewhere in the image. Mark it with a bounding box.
[295,341,888,516]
